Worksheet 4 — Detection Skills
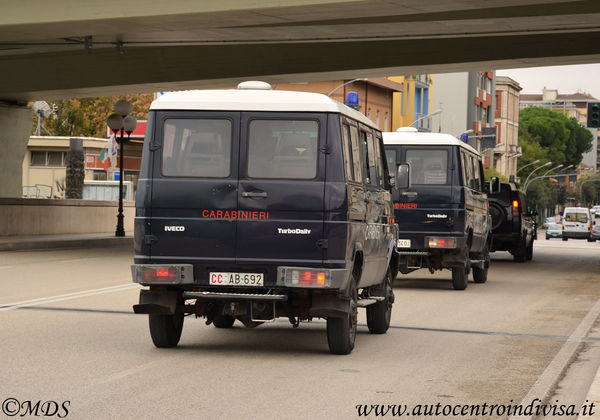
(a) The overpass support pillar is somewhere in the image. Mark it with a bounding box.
[0,103,32,198]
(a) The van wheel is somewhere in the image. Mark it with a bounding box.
[526,241,533,260]
[327,284,358,355]
[472,246,490,284]
[513,238,527,263]
[148,312,184,348]
[366,269,394,334]
[213,315,235,328]
[562,237,568,241]
[452,266,468,290]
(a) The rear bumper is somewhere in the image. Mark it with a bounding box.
[397,236,468,270]
[131,263,349,291]
[563,231,590,239]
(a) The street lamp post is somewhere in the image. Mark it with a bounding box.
[107,100,137,237]
[327,78,368,97]
[408,109,442,128]
[542,163,563,177]
[517,159,540,174]
[523,162,552,191]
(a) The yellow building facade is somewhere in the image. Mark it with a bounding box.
[388,75,434,131]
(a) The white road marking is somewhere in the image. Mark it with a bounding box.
[509,298,600,420]
[0,283,139,312]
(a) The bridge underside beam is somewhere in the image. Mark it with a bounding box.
[2,31,600,101]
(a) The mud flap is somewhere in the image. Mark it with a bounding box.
[133,289,179,315]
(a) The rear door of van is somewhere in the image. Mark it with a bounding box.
[236,112,326,267]
[388,145,460,250]
[563,210,589,234]
[148,111,240,266]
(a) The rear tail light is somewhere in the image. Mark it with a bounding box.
[143,267,176,282]
[279,268,331,287]
[427,237,457,248]
[132,264,193,285]
[512,200,520,217]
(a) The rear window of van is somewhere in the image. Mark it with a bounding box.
[406,149,449,185]
[247,119,318,179]
[564,212,588,223]
[161,118,232,178]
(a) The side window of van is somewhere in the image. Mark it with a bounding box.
[247,119,318,179]
[162,118,232,178]
[470,155,483,191]
[460,151,469,187]
[374,134,386,187]
[365,131,380,186]
[462,153,475,190]
[385,149,397,177]
[349,125,363,182]
[341,123,356,182]
[359,130,371,185]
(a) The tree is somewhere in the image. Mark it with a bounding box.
[31,94,153,137]
[518,107,593,181]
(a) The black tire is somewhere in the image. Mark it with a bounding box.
[513,238,526,263]
[148,312,184,348]
[545,235,549,240]
[366,269,394,334]
[526,240,533,261]
[213,315,235,328]
[452,266,468,290]
[327,282,358,355]
[489,202,507,232]
[562,237,568,241]
[472,245,490,284]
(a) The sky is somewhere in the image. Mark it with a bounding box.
[496,64,600,99]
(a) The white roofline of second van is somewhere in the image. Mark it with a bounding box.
[382,130,480,155]
[149,83,378,130]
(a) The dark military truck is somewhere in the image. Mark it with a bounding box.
[487,179,536,262]
[131,81,398,355]
[383,129,491,290]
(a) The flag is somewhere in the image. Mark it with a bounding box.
[99,134,118,171]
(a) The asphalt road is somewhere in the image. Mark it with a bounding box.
[0,239,599,419]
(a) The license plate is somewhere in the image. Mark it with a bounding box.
[209,272,264,286]
[397,239,411,248]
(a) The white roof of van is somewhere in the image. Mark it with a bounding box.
[150,86,377,129]
[563,207,590,213]
[382,130,480,155]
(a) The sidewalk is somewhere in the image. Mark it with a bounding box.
[0,232,133,251]
[579,363,600,419]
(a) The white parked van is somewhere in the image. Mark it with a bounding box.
[562,207,592,241]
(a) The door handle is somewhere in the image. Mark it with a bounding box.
[242,191,268,199]
[402,191,417,197]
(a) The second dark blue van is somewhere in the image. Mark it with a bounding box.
[383,128,491,290]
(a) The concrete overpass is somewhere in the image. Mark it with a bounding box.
[2,0,600,196]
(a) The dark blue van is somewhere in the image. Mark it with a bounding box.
[383,129,491,290]
[131,82,398,354]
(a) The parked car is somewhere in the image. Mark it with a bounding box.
[562,207,593,242]
[545,223,562,239]
[383,129,491,291]
[591,205,600,215]
[488,179,536,262]
[130,82,399,355]
[591,213,600,240]
[543,215,561,229]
